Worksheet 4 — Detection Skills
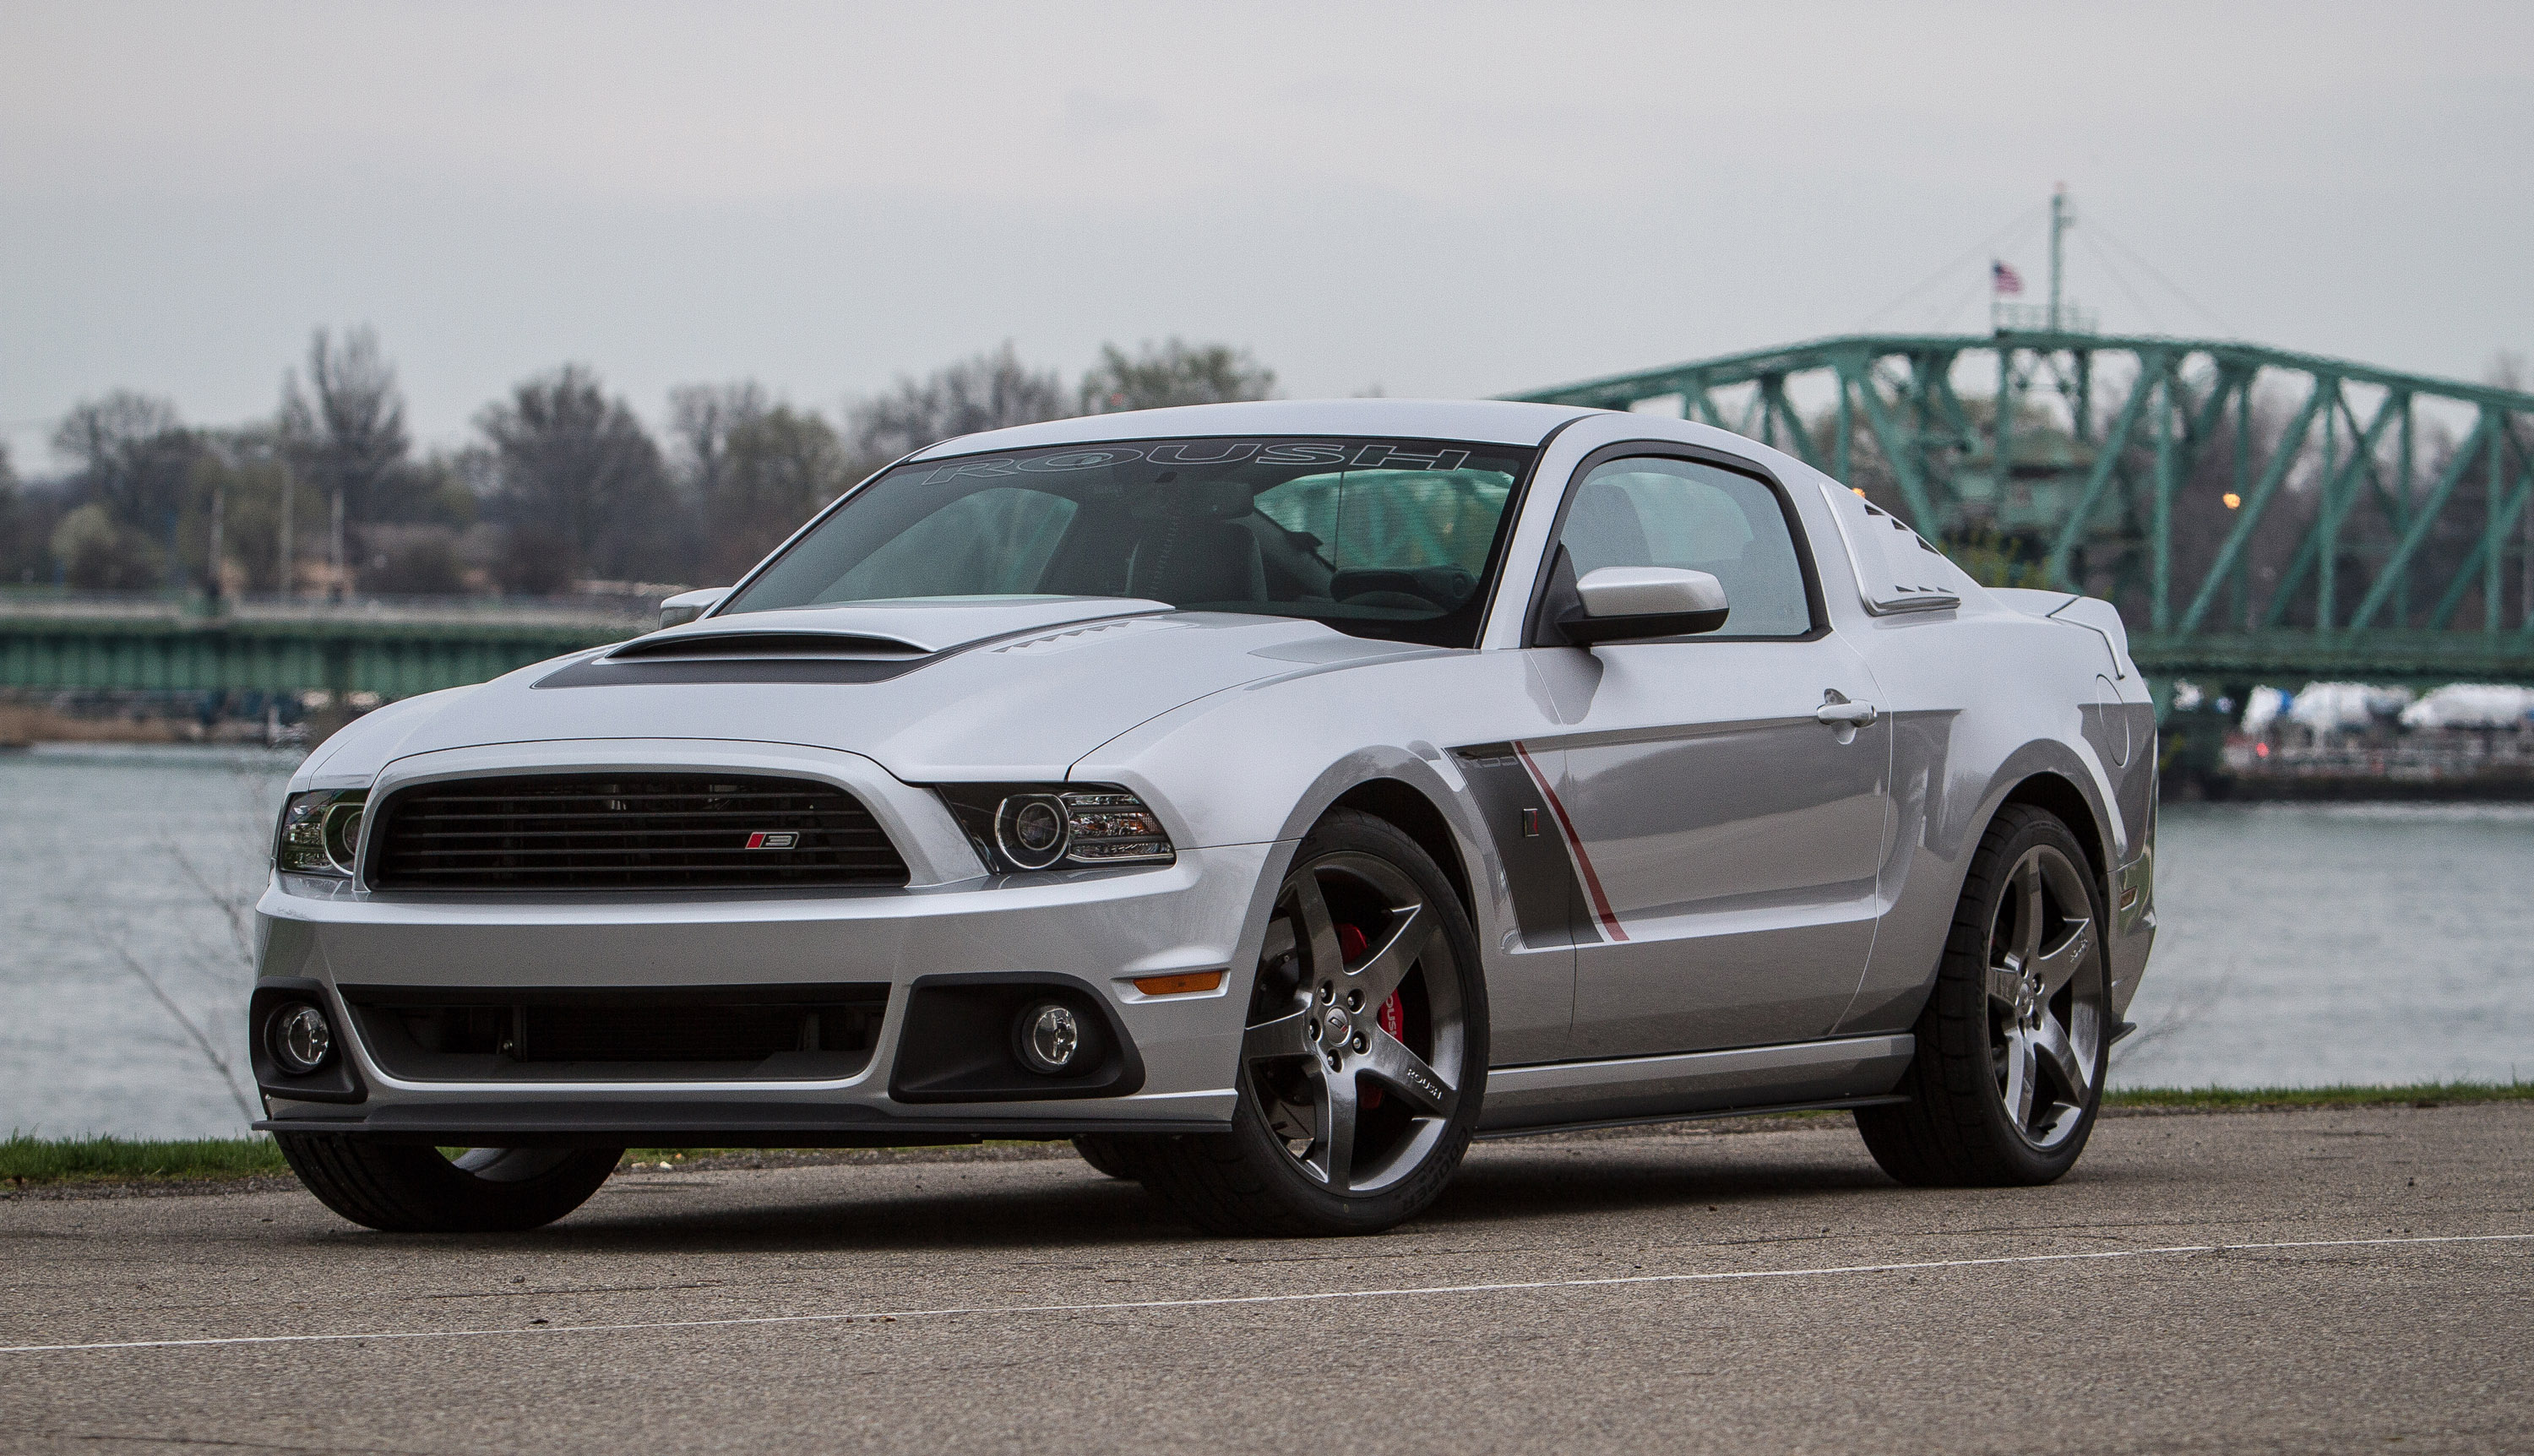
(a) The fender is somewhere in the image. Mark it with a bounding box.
[1971,737,2125,889]
[1083,662,1571,1072]
[1834,732,2126,1038]
[1134,748,1514,1093]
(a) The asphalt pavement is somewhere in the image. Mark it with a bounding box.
[4,1103,2529,1454]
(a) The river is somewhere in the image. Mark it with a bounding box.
[3,745,2527,1138]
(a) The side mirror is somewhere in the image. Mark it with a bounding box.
[659,587,731,629]
[1563,567,1730,644]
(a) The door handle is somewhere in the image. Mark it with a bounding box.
[1815,700,1879,727]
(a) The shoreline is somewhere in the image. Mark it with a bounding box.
[2179,773,2534,802]
[0,704,188,748]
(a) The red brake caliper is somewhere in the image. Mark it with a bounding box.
[1333,924,1406,1109]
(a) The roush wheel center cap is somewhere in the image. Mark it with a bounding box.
[1325,1009,1354,1046]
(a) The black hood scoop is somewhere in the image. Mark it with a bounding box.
[537,630,941,688]
[605,631,931,662]
[527,600,1179,691]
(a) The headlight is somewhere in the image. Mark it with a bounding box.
[934,783,1176,872]
[275,790,367,877]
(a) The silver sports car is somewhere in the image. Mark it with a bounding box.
[252,399,2156,1236]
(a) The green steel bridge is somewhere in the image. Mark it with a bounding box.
[1509,329,2534,694]
[0,600,639,702]
[5,328,2530,707]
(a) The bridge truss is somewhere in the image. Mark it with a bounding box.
[0,607,623,701]
[1509,332,2534,689]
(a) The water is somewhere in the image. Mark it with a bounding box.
[2,743,300,1139]
[2113,801,2534,1089]
[3,749,2529,1138]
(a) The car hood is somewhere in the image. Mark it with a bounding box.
[336,598,1408,782]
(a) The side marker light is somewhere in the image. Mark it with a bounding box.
[1131,970,1226,997]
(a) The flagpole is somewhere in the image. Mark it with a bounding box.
[2048,184,2069,332]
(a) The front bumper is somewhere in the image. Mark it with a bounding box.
[253,840,1277,1144]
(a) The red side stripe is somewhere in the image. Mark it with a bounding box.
[1510,742,1628,943]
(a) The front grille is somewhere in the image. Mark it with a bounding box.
[369,774,908,891]
[341,984,891,1080]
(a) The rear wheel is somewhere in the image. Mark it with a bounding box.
[1857,804,2110,1187]
[1137,810,1487,1236]
[276,1136,621,1232]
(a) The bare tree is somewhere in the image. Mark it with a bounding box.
[667,381,770,512]
[1079,338,1276,414]
[478,365,680,591]
[710,405,851,580]
[67,758,286,1127]
[280,327,414,524]
[846,343,1071,466]
[52,392,192,526]
[48,392,197,587]
[0,443,38,585]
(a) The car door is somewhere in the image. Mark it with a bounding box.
[1522,449,1891,1057]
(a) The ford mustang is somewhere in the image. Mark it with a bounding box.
[251,399,2156,1236]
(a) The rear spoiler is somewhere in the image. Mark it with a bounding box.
[1989,589,2135,682]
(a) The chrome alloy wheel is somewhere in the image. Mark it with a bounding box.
[1985,843,2106,1149]
[1241,850,1467,1195]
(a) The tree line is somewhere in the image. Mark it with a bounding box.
[0,332,1275,598]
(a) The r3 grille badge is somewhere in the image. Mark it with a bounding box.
[744,831,801,850]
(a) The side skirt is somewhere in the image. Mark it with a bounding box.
[1477,1034,1915,1135]
[1475,1095,1906,1142]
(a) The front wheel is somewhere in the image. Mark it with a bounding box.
[1137,810,1487,1236]
[276,1136,621,1232]
[1856,804,2111,1187]
[1071,1134,1149,1180]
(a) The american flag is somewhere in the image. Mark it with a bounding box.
[1992,260,2026,296]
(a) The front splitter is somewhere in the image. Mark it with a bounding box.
[257,1100,1229,1149]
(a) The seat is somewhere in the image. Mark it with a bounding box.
[1124,484,1269,606]
[1562,481,1653,574]
[1690,540,1812,635]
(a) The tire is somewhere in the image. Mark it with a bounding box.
[275,1136,622,1232]
[1857,803,2113,1187]
[1071,1133,1150,1181]
[1137,809,1487,1236]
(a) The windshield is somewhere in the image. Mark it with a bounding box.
[721,436,1538,648]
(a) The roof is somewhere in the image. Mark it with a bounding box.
[906,399,1601,459]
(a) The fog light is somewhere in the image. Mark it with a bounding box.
[1016,1002,1081,1074]
[269,1002,334,1073]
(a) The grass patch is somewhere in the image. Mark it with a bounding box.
[2105,1081,2534,1111]
[1,1134,289,1187]
[8,1086,2529,1188]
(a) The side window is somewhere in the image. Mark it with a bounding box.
[1556,456,1813,638]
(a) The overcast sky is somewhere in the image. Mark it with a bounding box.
[5,0,2529,470]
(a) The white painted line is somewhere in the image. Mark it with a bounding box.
[4,1231,2526,1356]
